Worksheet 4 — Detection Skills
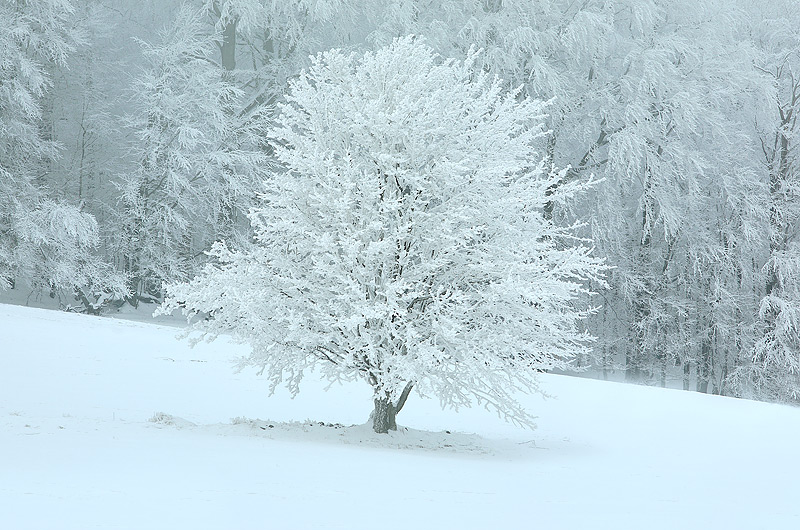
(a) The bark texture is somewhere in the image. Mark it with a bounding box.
[371,382,413,434]
[371,397,397,434]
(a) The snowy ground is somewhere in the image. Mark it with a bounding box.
[1,303,799,529]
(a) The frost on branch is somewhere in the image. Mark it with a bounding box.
[0,0,126,309]
[160,36,606,433]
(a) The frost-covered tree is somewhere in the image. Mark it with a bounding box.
[728,1,800,401]
[115,6,267,304]
[0,0,125,308]
[160,37,605,433]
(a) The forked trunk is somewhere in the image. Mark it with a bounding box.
[370,382,413,434]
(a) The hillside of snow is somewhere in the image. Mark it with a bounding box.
[1,303,799,529]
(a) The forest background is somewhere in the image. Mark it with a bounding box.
[2,0,799,404]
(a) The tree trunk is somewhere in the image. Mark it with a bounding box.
[218,13,237,236]
[221,18,236,72]
[370,382,413,434]
[625,346,643,383]
[371,396,397,434]
[628,204,654,385]
[683,360,691,391]
[696,339,711,393]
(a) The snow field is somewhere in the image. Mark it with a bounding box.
[1,303,799,529]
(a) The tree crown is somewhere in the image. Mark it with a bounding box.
[160,37,605,426]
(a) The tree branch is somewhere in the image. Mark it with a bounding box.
[394,381,414,414]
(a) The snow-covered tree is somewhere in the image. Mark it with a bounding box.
[159,37,606,433]
[728,1,800,401]
[0,0,125,308]
[115,6,267,304]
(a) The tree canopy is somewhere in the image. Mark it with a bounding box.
[159,37,606,432]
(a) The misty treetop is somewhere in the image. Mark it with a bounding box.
[2,0,800,409]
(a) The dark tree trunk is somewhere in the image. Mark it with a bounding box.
[372,397,397,434]
[696,339,711,393]
[371,382,413,434]
[213,0,237,74]
[683,360,691,391]
[718,355,729,396]
[625,348,643,383]
[221,19,236,72]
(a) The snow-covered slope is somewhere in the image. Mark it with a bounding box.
[1,303,798,529]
